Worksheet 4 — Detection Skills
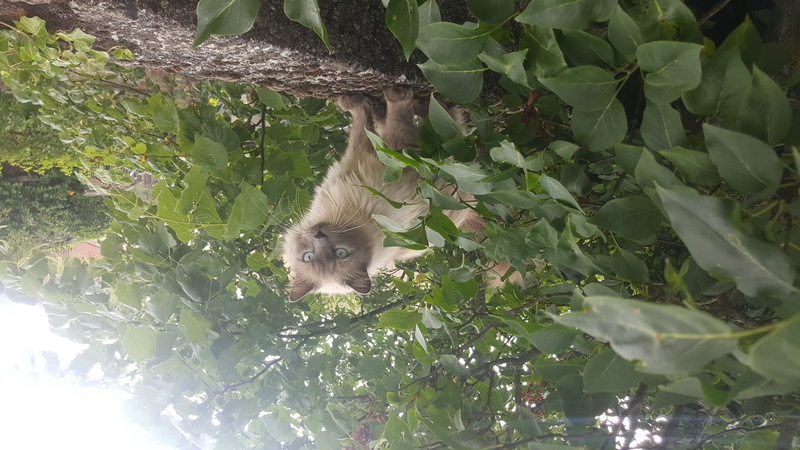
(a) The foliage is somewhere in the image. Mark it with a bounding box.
[0,92,77,173]
[0,16,187,176]
[0,170,110,248]
[2,3,800,450]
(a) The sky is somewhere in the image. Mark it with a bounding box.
[0,294,172,449]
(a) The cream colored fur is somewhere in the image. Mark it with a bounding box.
[283,88,493,301]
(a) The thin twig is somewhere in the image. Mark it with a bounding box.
[699,0,732,25]
[259,104,267,185]
[276,296,414,339]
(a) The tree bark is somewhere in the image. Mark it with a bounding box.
[1,0,470,98]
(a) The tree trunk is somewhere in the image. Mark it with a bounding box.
[0,0,470,98]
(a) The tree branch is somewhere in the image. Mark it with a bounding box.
[655,404,685,450]
[621,383,649,450]
[698,0,732,25]
[775,418,800,450]
[217,358,282,395]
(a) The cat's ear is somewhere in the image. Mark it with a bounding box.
[289,279,315,302]
[346,270,371,295]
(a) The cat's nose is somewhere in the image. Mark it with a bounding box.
[314,230,327,239]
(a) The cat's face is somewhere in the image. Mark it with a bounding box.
[284,222,373,302]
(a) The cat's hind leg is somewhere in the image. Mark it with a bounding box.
[380,87,419,150]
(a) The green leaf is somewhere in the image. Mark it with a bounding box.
[418,59,484,104]
[438,162,492,195]
[440,354,471,377]
[656,185,797,300]
[177,165,209,214]
[527,324,580,353]
[539,174,581,211]
[658,147,720,186]
[641,100,689,151]
[145,290,180,324]
[741,430,779,450]
[416,22,488,66]
[556,375,616,426]
[732,66,792,146]
[111,282,142,310]
[560,164,590,195]
[483,190,541,209]
[418,181,468,210]
[420,419,472,450]
[377,309,423,331]
[559,30,614,67]
[638,0,697,43]
[17,16,47,36]
[224,184,271,238]
[192,137,229,176]
[147,93,179,133]
[61,28,97,53]
[357,355,386,379]
[193,0,260,48]
[284,0,331,52]
[121,326,157,362]
[682,48,751,116]
[749,320,800,386]
[611,248,649,282]
[547,221,603,276]
[178,307,212,346]
[489,140,532,170]
[539,66,618,111]
[428,95,463,139]
[418,0,441,28]
[551,296,737,374]
[255,88,288,110]
[111,47,135,60]
[478,49,531,89]
[517,0,596,30]
[467,0,515,25]
[266,144,312,178]
[152,181,195,242]
[590,197,662,241]
[718,16,764,68]
[607,6,642,62]
[583,348,644,393]
[550,141,579,161]
[523,25,567,78]
[572,98,627,150]
[386,0,419,60]
[195,191,226,239]
[634,148,683,191]
[637,41,703,103]
[703,124,783,194]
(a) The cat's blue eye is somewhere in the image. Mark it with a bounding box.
[302,252,314,262]
[335,248,348,258]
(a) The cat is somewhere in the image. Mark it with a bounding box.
[282,87,484,302]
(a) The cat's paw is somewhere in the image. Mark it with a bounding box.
[337,94,371,113]
[384,86,413,103]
